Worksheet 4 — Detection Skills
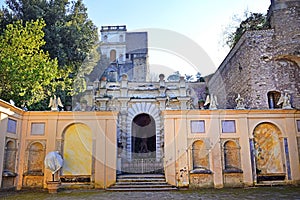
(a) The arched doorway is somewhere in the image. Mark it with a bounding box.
[253,123,286,182]
[131,113,156,158]
[121,111,163,174]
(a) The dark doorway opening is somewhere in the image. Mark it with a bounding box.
[131,113,156,158]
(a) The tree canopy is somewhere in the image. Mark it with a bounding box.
[0,19,63,107]
[224,12,268,48]
[0,0,99,109]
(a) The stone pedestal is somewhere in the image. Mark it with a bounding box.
[95,97,110,110]
[177,97,190,110]
[47,181,61,194]
[157,97,167,110]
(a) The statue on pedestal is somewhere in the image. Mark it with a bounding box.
[277,92,292,109]
[48,95,63,111]
[235,94,245,109]
[204,94,218,110]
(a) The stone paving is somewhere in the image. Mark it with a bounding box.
[1,186,300,200]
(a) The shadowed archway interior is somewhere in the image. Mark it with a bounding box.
[131,113,156,158]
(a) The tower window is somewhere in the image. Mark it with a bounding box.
[110,50,116,62]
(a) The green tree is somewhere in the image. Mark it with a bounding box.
[1,0,99,106]
[224,12,268,48]
[0,19,63,108]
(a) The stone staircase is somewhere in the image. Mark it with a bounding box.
[107,174,177,191]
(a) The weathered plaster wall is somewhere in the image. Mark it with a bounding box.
[163,109,300,188]
[14,111,118,190]
[0,100,23,189]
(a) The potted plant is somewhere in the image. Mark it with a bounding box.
[64,102,72,111]
[198,99,205,109]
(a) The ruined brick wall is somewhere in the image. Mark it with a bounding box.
[208,0,300,109]
[209,30,275,109]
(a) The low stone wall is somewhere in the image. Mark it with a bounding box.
[223,172,244,187]
[189,173,214,188]
[22,175,44,188]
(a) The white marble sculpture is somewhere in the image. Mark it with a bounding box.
[48,95,63,111]
[204,94,218,110]
[235,93,245,109]
[44,151,63,181]
[277,92,292,109]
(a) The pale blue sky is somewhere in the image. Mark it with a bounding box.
[1,0,271,76]
[82,0,270,76]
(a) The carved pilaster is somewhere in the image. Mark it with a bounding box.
[120,74,129,97]
[95,97,109,110]
[179,76,186,96]
[177,97,190,110]
[156,97,167,110]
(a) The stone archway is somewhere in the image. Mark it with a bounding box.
[131,113,156,158]
[126,103,162,161]
[121,103,163,174]
[253,122,286,182]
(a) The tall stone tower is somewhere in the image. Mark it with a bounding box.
[268,0,300,57]
[207,0,300,109]
[268,0,300,108]
[100,25,127,64]
[99,25,149,82]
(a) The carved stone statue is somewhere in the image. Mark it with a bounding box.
[235,93,245,109]
[204,94,218,110]
[277,92,292,109]
[44,151,63,181]
[48,95,64,111]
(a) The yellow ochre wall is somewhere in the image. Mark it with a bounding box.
[7,108,118,189]
[0,99,300,190]
[163,109,300,188]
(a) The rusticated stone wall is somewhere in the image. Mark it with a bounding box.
[208,0,300,109]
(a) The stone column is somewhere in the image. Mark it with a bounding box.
[156,97,167,110]
[120,74,128,97]
[179,76,186,97]
[177,97,190,110]
[99,79,107,97]
[117,97,130,160]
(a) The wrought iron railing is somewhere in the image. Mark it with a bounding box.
[121,158,163,174]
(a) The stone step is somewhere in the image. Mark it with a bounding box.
[107,174,177,192]
[115,181,169,185]
[117,174,165,179]
[256,181,287,186]
[111,184,174,188]
[117,174,166,183]
[61,183,94,189]
[117,178,166,182]
[106,187,178,192]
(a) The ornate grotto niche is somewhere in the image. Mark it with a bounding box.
[191,140,211,173]
[222,139,242,173]
[2,139,18,188]
[125,103,162,161]
[253,122,287,182]
[25,141,45,175]
[267,91,281,109]
[22,141,46,188]
[3,139,17,173]
[61,123,93,182]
